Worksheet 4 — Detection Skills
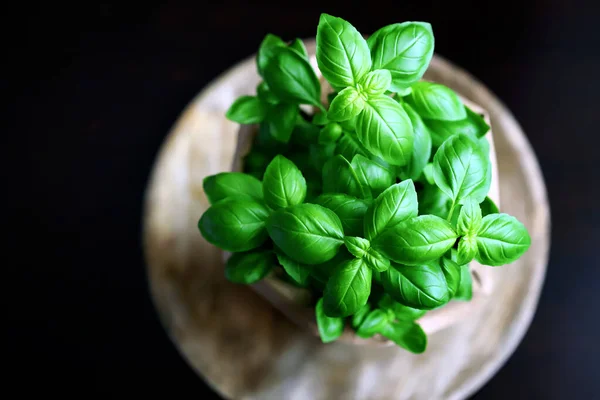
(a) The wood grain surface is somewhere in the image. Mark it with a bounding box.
[142,41,550,400]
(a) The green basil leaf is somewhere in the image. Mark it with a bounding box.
[314,194,369,237]
[356,95,414,166]
[367,22,434,92]
[311,248,353,283]
[276,250,311,286]
[256,81,279,105]
[225,96,267,124]
[263,46,322,107]
[318,123,343,144]
[364,180,418,241]
[433,133,488,205]
[262,155,307,209]
[316,13,372,88]
[315,298,344,343]
[256,34,287,77]
[400,102,432,181]
[425,105,490,147]
[381,320,427,354]
[312,112,329,126]
[267,103,298,143]
[378,294,426,321]
[255,123,287,154]
[359,69,392,97]
[327,87,366,122]
[338,115,357,132]
[364,248,390,272]
[343,236,370,258]
[480,196,499,216]
[438,256,461,298]
[225,250,274,284]
[289,38,308,59]
[475,213,531,266]
[406,82,466,121]
[454,265,473,301]
[335,131,369,160]
[323,258,372,317]
[372,215,458,265]
[351,303,372,329]
[267,203,344,265]
[198,197,270,252]
[202,172,263,204]
[457,197,483,236]
[470,155,493,204]
[356,309,389,338]
[322,155,371,199]
[350,154,395,198]
[457,236,478,265]
[380,262,450,310]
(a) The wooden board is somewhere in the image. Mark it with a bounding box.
[142,41,550,400]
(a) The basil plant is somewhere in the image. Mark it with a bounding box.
[198,14,531,353]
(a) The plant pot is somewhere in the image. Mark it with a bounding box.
[226,46,501,346]
[142,38,550,399]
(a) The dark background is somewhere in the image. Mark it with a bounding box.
[7,0,600,397]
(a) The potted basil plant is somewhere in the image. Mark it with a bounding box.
[197,13,531,354]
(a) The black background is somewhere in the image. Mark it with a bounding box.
[7,0,600,397]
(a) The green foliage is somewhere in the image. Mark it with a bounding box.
[198,13,532,354]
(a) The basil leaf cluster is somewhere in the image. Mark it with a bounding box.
[198,13,532,354]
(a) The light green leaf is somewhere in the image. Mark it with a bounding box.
[256,34,287,77]
[364,180,418,241]
[225,250,274,284]
[407,82,466,121]
[378,294,426,320]
[316,298,344,343]
[319,123,343,144]
[322,155,371,199]
[356,309,389,338]
[367,22,435,92]
[351,154,395,198]
[433,133,488,205]
[457,197,483,236]
[372,215,458,265]
[438,256,461,298]
[363,248,390,272]
[225,96,267,124]
[276,250,311,286]
[262,155,307,209]
[425,106,490,146]
[381,320,427,353]
[356,95,414,166]
[202,172,263,204]
[323,258,372,317]
[289,38,308,58]
[327,87,365,122]
[359,69,392,97]
[316,13,372,88]
[267,203,345,265]
[263,46,322,107]
[457,236,478,265]
[352,303,372,329]
[454,265,473,301]
[400,102,432,180]
[314,194,369,237]
[344,236,370,258]
[380,262,450,310]
[475,213,531,266]
[198,197,270,252]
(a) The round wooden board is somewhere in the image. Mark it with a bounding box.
[142,41,550,400]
